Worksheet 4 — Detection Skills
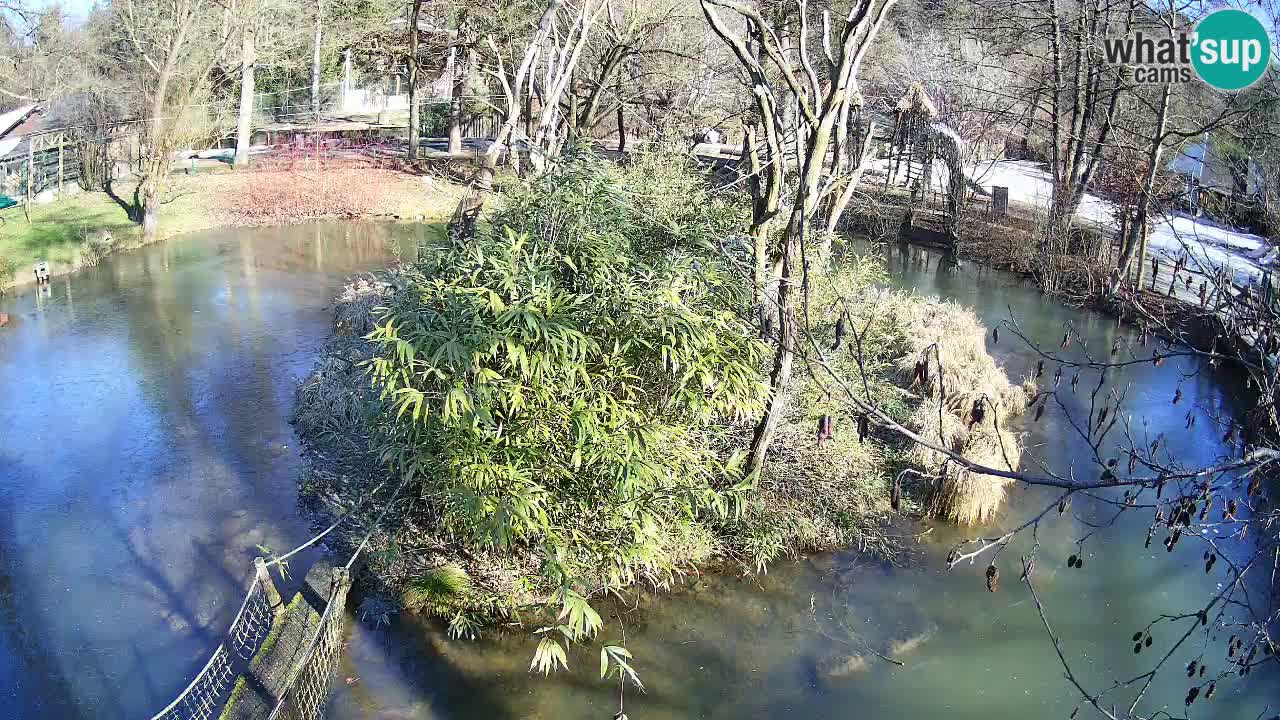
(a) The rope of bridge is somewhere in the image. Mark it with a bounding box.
[264,473,412,719]
[148,475,406,720]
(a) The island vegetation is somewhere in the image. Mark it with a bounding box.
[294,147,1025,669]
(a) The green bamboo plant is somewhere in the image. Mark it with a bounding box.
[365,152,765,675]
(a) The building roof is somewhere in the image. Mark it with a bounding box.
[1169,140,1262,196]
[0,104,39,138]
[0,105,47,161]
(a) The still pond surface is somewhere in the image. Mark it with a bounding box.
[0,225,1275,719]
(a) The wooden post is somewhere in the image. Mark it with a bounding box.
[991,186,1009,218]
[57,138,64,196]
[331,565,351,595]
[255,556,286,616]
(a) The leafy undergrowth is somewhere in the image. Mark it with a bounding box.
[294,150,1025,669]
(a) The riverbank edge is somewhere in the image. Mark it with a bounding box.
[291,259,1030,634]
[0,167,467,294]
[851,194,1255,375]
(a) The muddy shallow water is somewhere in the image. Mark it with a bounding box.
[0,227,1275,719]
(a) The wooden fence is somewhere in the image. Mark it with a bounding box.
[0,133,83,205]
[0,125,151,218]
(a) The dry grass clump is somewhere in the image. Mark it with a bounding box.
[333,275,393,337]
[878,294,1030,524]
[205,168,464,227]
[294,278,392,460]
[294,341,377,454]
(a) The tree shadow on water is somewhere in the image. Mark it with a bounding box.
[327,590,517,720]
[0,455,96,720]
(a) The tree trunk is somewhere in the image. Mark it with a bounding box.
[748,225,796,475]
[1133,221,1151,289]
[137,47,179,240]
[142,192,159,237]
[615,76,625,154]
[747,99,844,478]
[577,47,625,131]
[310,0,323,121]
[134,158,163,240]
[1109,82,1170,296]
[567,76,579,137]
[448,43,471,156]
[407,0,422,161]
[234,22,256,168]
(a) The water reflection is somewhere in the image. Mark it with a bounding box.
[328,240,1278,720]
[0,222,426,719]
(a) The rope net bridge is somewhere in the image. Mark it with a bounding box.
[149,478,405,720]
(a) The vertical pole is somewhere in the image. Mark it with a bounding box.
[24,140,33,223]
[444,39,455,103]
[311,0,323,121]
[447,33,464,155]
[342,49,352,113]
[332,566,351,595]
[57,138,64,196]
[1117,213,1130,284]
[255,557,286,616]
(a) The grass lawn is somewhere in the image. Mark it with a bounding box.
[0,191,139,279]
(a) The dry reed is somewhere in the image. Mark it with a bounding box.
[879,293,1030,524]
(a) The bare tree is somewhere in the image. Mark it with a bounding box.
[447,0,568,238]
[234,0,258,168]
[0,2,95,104]
[701,0,896,477]
[114,0,233,237]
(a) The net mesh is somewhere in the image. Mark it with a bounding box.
[268,570,351,720]
[151,578,273,720]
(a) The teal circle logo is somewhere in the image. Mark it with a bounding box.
[1192,9,1271,91]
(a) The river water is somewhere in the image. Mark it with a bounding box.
[0,226,1275,719]
[0,223,421,719]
